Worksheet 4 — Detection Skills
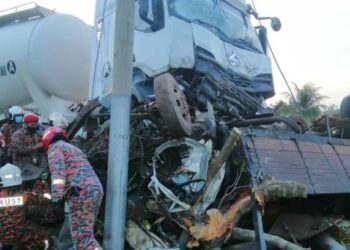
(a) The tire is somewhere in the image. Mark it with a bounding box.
[340,95,350,119]
[154,73,192,137]
[287,114,308,132]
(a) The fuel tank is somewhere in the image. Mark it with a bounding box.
[0,12,92,112]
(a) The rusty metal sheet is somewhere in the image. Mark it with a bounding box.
[243,129,350,194]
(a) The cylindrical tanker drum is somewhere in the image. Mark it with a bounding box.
[0,13,92,110]
[0,21,34,109]
[29,14,92,102]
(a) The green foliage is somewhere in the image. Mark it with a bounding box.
[273,82,329,122]
[322,104,340,116]
[273,100,296,116]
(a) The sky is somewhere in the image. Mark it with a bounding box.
[253,0,350,106]
[1,0,349,107]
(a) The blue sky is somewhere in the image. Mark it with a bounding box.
[1,0,349,106]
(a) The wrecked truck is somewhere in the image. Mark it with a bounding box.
[89,0,282,137]
[72,0,350,248]
[1,0,350,250]
[64,0,350,249]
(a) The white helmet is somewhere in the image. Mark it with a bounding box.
[7,106,25,121]
[0,163,22,187]
[49,112,68,129]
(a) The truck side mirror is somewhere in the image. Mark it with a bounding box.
[248,5,282,32]
[270,17,281,32]
[139,0,164,31]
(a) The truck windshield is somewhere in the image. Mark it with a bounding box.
[168,0,262,53]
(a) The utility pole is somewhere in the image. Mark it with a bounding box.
[103,0,135,249]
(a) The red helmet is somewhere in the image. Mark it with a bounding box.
[23,113,39,124]
[42,126,68,149]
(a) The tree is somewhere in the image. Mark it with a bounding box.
[322,104,339,116]
[273,100,296,116]
[274,82,328,122]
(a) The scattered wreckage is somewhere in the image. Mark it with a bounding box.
[63,92,350,250]
[1,87,350,250]
[1,0,350,248]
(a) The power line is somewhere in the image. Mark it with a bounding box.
[266,40,297,104]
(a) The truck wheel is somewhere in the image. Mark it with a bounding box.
[340,95,350,119]
[154,73,192,137]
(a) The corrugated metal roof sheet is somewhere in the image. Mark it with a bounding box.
[242,129,350,194]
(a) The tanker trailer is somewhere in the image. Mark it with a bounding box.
[0,4,92,120]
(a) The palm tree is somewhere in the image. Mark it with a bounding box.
[273,100,295,115]
[274,82,328,122]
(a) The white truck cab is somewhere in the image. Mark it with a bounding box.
[90,0,278,135]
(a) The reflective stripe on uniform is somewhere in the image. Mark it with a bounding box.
[43,193,52,200]
[52,178,65,185]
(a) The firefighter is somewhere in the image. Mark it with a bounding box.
[10,113,47,168]
[0,106,25,165]
[26,168,64,226]
[42,127,103,250]
[46,112,74,249]
[0,163,53,249]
